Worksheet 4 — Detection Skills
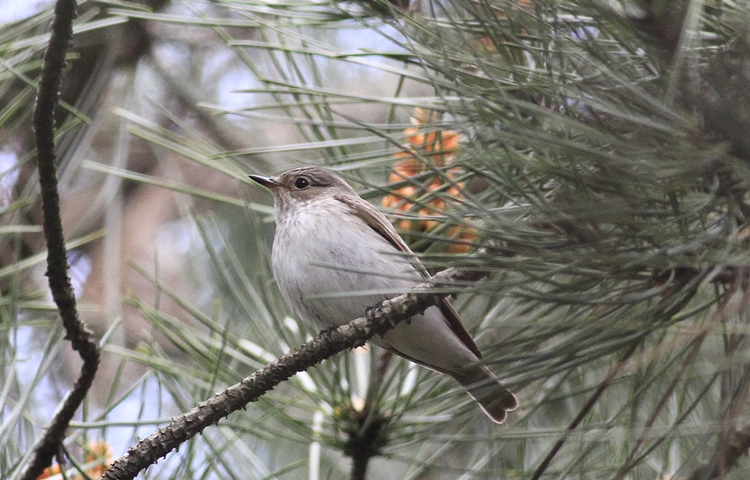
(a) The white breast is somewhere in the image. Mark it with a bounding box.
[271,197,419,330]
[271,195,481,375]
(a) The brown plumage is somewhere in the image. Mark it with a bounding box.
[250,166,518,423]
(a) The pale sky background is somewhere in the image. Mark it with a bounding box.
[0,0,51,22]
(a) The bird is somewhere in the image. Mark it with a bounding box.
[249,166,517,423]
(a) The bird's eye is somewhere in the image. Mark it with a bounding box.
[294,177,310,189]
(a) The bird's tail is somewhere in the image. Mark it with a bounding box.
[453,366,518,424]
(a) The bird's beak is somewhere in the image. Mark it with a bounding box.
[249,174,281,189]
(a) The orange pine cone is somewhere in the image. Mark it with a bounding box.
[382,108,477,252]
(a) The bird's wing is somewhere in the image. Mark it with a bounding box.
[334,194,482,359]
[334,194,427,276]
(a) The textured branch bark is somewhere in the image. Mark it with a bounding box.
[101,267,485,480]
[19,1,102,479]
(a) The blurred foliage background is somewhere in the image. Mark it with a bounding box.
[2,0,750,478]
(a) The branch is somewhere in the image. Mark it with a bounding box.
[19,0,101,479]
[345,350,392,480]
[529,340,641,480]
[101,267,484,480]
[686,424,750,480]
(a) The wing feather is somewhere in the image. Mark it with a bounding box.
[334,194,482,359]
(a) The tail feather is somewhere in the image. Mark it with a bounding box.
[454,366,518,424]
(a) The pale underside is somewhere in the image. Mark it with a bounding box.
[271,195,481,375]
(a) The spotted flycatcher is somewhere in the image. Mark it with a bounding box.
[249,166,518,423]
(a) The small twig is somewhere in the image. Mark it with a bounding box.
[713,280,750,479]
[344,350,391,480]
[685,424,750,480]
[346,409,388,480]
[529,340,641,480]
[19,0,101,479]
[101,267,483,480]
[613,335,707,480]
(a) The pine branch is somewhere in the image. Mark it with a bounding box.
[18,1,102,479]
[101,266,487,480]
